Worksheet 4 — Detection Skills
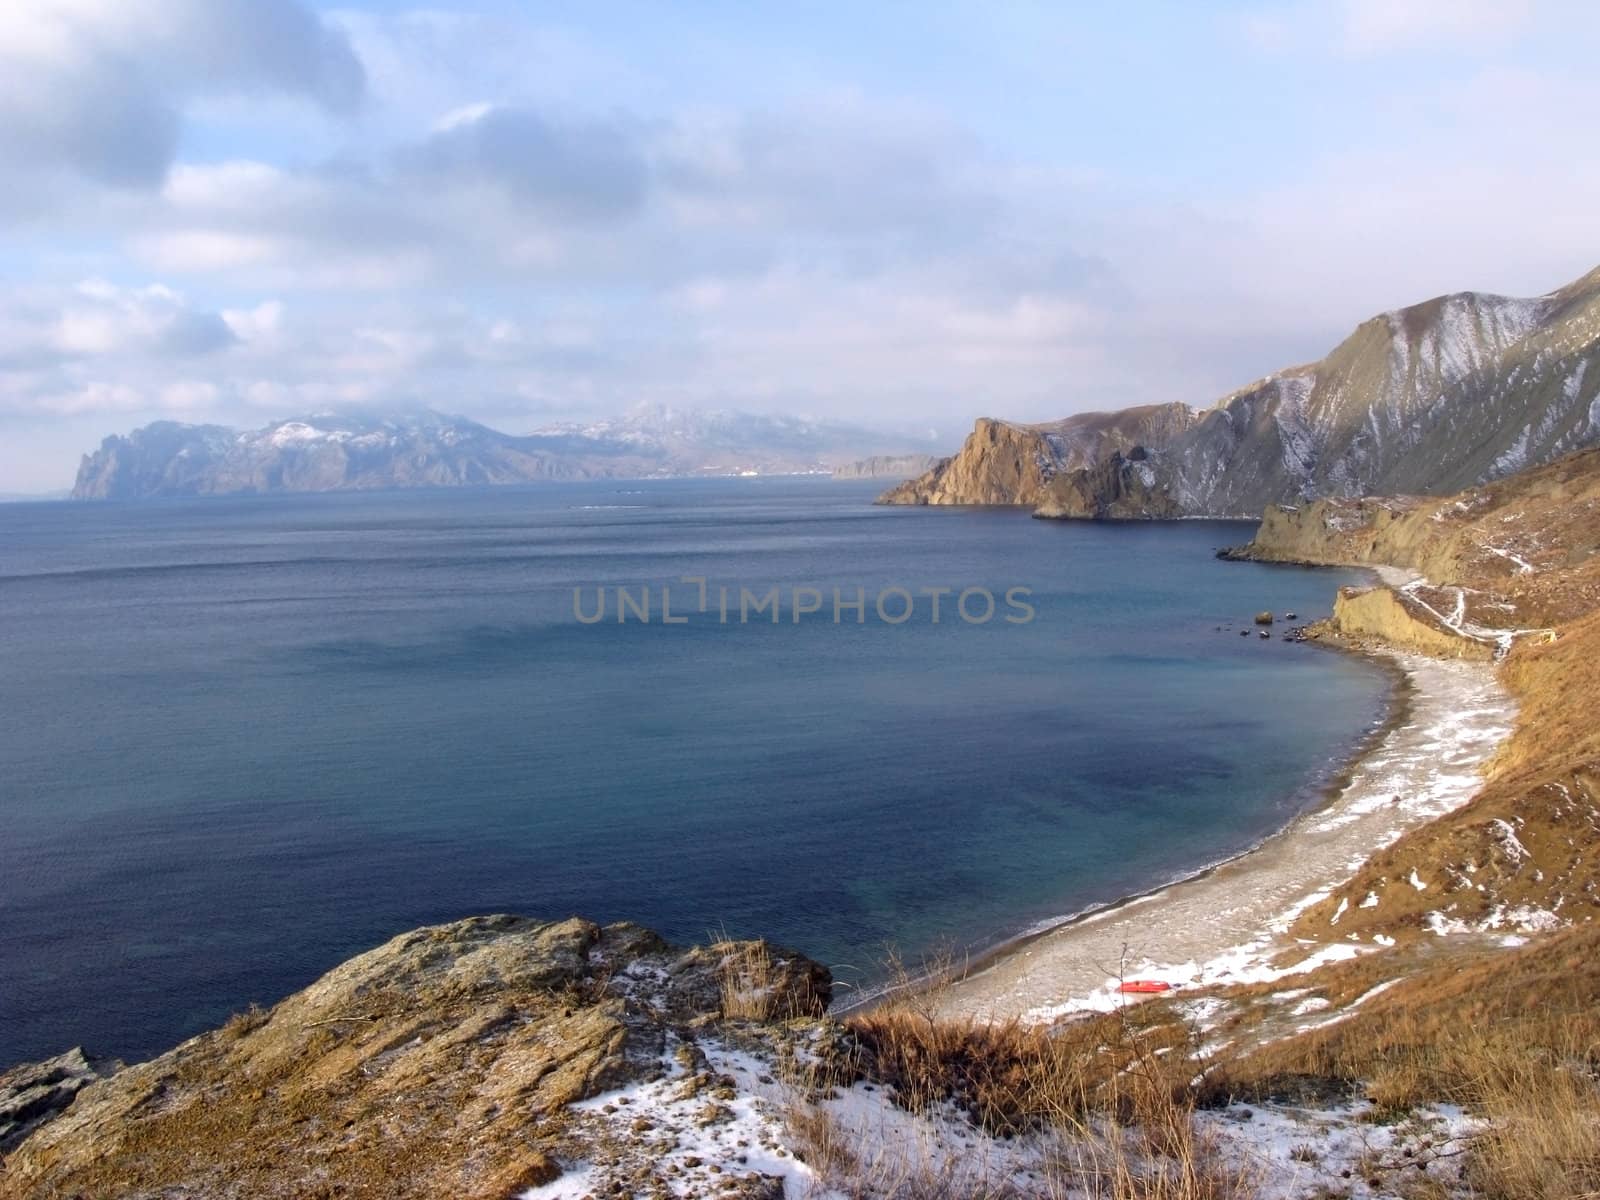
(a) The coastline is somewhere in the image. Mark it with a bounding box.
[925,636,1517,1024]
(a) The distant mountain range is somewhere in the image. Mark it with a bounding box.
[71,404,930,500]
[883,264,1600,518]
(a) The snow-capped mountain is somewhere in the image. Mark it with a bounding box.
[533,402,913,469]
[71,406,924,499]
[884,264,1600,516]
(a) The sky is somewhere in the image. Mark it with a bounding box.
[1,0,1598,490]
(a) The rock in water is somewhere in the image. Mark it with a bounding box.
[1255,611,1275,625]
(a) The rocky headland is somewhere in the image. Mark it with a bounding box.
[882,264,1600,519]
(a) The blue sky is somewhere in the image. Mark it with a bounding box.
[1,0,1597,489]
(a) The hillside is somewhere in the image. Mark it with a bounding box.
[883,264,1600,516]
[71,405,920,500]
[1221,446,1600,948]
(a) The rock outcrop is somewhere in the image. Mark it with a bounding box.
[883,264,1600,518]
[0,1048,118,1154]
[1222,445,1600,626]
[1032,447,1183,520]
[1323,584,1497,661]
[0,915,831,1200]
[879,406,1193,508]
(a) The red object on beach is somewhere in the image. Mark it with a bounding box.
[1117,980,1173,994]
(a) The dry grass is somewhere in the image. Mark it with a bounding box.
[1203,923,1600,1199]
[824,918,1600,1198]
[713,935,778,1019]
[1463,1025,1600,1199]
[218,1002,268,1042]
[1284,476,1600,950]
[810,951,1254,1200]
[712,935,801,1021]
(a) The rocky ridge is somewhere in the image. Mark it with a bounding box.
[71,405,921,500]
[883,264,1600,518]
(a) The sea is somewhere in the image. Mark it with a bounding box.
[0,478,1389,1065]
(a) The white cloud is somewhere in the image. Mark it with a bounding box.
[221,300,285,343]
[0,0,362,193]
[51,281,237,359]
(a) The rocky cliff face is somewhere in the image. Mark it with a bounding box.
[72,405,921,499]
[1033,447,1183,520]
[878,405,1194,507]
[1,915,832,1200]
[883,264,1600,517]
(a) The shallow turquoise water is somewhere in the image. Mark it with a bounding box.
[0,478,1387,1063]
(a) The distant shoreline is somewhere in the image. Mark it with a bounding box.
[852,571,1515,1024]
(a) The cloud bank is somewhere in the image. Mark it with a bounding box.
[0,0,1597,489]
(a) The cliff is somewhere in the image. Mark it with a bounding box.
[1031,447,1183,520]
[882,263,1600,517]
[878,405,1193,508]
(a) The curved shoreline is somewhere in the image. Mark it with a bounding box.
[835,641,1413,1017]
[917,637,1515,1023]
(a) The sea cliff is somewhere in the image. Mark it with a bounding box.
[881,264,1600,518]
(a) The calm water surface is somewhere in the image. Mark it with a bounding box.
[0,479,1387,1063]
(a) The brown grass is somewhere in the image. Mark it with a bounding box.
[1201,922,1600,1198]
[712,936,790,1020]
[825,952,1253,1200]
[218,1003,268,1042]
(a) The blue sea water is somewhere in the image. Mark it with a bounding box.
[0,478,1388,1065]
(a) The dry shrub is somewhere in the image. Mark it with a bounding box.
[849,1007,1087,1134]
[833,951,1252,1200]
[713,936,779,1020]
[782,1100,860,1181]
[219,1003,268,1042]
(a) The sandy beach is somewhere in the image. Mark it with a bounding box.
[934,647,1517,1023]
